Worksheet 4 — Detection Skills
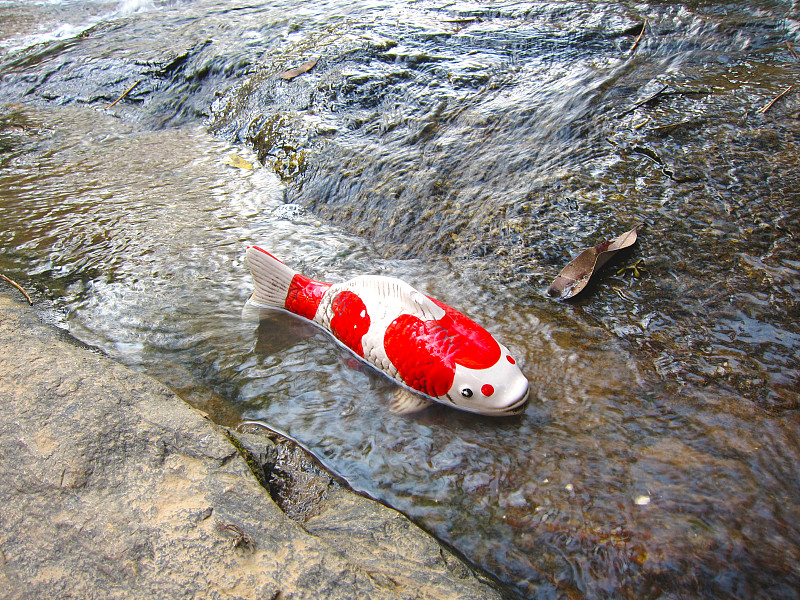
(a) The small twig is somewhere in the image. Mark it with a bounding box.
[0,273,32,304]
[787,42,800,62]
[630,18,648,54]
[758,85,794,114]
[214,519,255,552]
[650,119,692,131]
[618,84,669,117]
[107,80,141,109]
[632,145,664,165]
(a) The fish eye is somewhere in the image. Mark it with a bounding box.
[460,387,473,398]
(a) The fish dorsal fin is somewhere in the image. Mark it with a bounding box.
[409,289,445,321]
[346,276,445,321]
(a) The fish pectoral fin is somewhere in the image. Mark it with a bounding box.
[389,388,434,415]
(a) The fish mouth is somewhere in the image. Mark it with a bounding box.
[467,386,530,417]
[497,387,531,415]
[497,376,531,415]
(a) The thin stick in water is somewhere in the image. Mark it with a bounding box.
[630,18,648,54]
[0,273,33,304]
[651,119,692,131]
[618,83,669,117]
[758,85,794,114]
[107,80,141,109]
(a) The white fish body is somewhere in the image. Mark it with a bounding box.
[245,245,529,416]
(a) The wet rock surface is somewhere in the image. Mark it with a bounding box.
[0,291,507,600]
[0,1,288,128]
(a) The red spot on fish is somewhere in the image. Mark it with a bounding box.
[427,298,501,369]
[384,315,455,397]
[286,274,331,320]
[481,384,495,397]
[384,302,501,398]
[507,355,516,364]
[329,291,370,357]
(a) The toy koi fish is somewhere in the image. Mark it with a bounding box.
[244,245,530,416]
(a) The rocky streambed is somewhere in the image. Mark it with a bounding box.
[1,1,799,598]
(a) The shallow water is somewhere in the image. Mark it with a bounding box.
[1,1,800,598]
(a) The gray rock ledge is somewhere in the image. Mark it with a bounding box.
[0,292,505,600]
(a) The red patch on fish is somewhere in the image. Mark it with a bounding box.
[329,291,370,357]
[384,303,501,397]
[384,315,455,397]
[286,274,331,319]
[428,298,501,369]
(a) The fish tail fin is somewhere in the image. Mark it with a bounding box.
[245,246,297,309]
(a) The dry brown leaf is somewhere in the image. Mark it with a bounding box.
[279,58,318,80]
[547,224,642,300]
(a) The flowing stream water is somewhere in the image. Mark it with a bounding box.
[1,1,799,598]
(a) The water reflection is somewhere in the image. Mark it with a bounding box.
[1,0,800,597]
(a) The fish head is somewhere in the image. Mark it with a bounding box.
[384,296,530,415]
[445,344,530,416]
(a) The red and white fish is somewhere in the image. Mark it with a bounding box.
[244,245,530,416]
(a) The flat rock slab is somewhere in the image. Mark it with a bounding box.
[0,292,504,600]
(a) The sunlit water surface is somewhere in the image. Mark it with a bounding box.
[1,1,799,598]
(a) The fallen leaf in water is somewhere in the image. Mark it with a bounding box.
[225,154,253,170]
[547,224,642,300]
[279,58,318,80]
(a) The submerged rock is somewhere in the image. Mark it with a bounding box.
[0,292,506,600]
